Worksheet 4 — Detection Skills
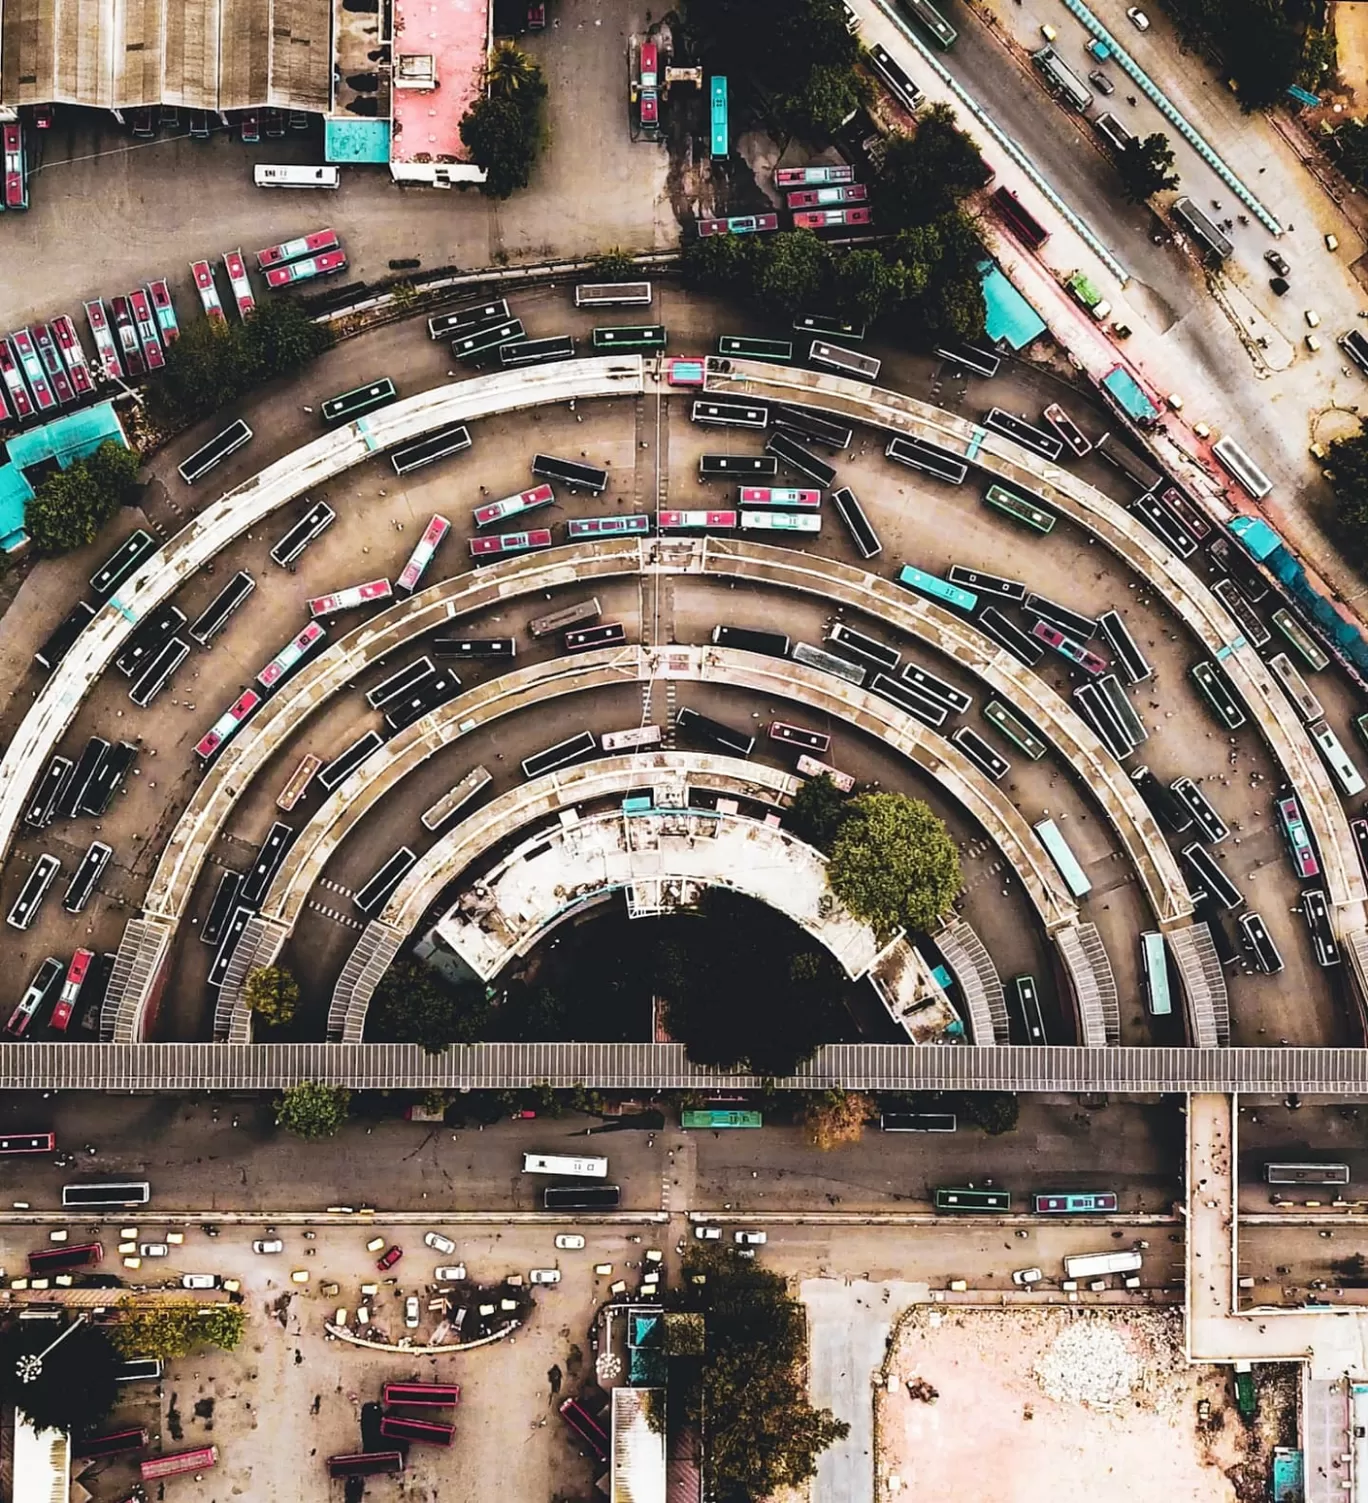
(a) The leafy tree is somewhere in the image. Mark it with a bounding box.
[827,792,962,939]
[243,965,299,1027]
[956,1091,1019,1135]
[668,1247,849,1499]
[802,1089,875,1149]
[783,63,866,139]
[891,212,988,341]
[686,0,859,93]
[0,1318,120,1435]
[753,230,830,314]
[240,296,334,376]
[368,957,492,1053]
[786,773,851,850]
[487,41,541,98]
[876,108,990,230]
[1115,132,1179,203]
[591,249,638,281]
[275,1080,351,1140]
[830,248,906,324]
[682,232,761,295]
[461,52,547,199]
[1327,429,1368,571]
[1224,10,1300,110]
[113,1303,246,1360]
[25,441,140,554]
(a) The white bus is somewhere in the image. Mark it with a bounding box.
[253,164,340,189]
[1062,1249,1141,1278]
[522,1153,608,1178]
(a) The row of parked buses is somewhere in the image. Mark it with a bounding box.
[6,947,115,1038]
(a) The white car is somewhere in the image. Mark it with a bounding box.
[181,1273,219,1289]
[253,1238,284,1254]
[734,1231,767,1245]
[694,1226,722,1240]
[530,1268,561,1284]
[139,1243,169,1257]
[554,1234,585,1250]
[423,1231,457,1255]
[1126,6,1149,28]
[405,1295,420,1328]
[434,1264,467,1282]
[1012,1267,1043,1286]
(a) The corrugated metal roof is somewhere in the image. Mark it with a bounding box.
[611,1388,667,1503]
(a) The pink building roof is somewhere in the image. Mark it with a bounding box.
[391,0,489,166]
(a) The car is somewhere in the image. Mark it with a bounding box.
[366,1236,386,1253]
[1307,333,1322,352]
[1126,7,1150,29]
[424,1231,457,1255]
[1012,1267,1044,1285]
[253,1238,284,1254]
[1039,23,1057,40]
[139,1243,169,1257]
[291,1269,310,1284]
[181,1273,219,1289]
[404,1295,420,1327]
[694,1225,722,1240]
[1305,309,1321,328]
[376,1244,403,1271]
[434,1264,467,1281]
[734,1230,767,1245]
[1088,70,1115,95]
[530,1268,561,1284]
[1270,276,1289,297]
[555,1234,586,1250]
[1264,249,1291,277]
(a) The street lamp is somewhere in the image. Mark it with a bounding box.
[16,1312,86,1384]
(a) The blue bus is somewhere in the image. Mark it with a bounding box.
[710,76,728,157]
[1140,931,1171,1016]
[1033,818,1091,897]
[896,564,978,612]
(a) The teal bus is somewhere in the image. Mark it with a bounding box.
[1271,609,1329,671]
[681,1109,762,1128]
[1033,1191,1119,1213]
[983,483,1056,535]
[1140,931,1171,1016]
[983,700,1047,760]
[934,1186,1011,1212]
[1033,817,1091,898]
[897,564,978,612]
[903,0,957,48]
[1190,661,1247,730]
[320,377,397,426]
[592,325,667,350]
[710,76,728,157]
[718,335,794,362]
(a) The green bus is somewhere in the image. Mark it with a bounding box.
[718,335,794,362]
[934,1186,1011,1212]
[1190,660,1247,730]
[1271,609,1329,672]
[983,700,1047,760]
[320,377,398,426]
[681,1109,763,1128]
[983,483,1056,536]
[592,325,668,350]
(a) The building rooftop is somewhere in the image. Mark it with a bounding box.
[389,0,488,178]
[611,1388,667,1503]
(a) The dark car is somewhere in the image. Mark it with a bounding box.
[376,1244,403,1271]
[1088,69,1115,95]
[1270,276,1289,297]
[1264,248,1291,277]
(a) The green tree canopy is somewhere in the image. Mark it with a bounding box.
[783,63,866,139]
[0,1318,120,1436]
[243,966,300,1028]
[1115,132,1179,203]
[25,441,140,554]
[367,957,493,1054]
[827,792,962,938]
[487,40,541,98]
[460,52,547,199]
[113,1303,246,1360]
[1327,428,1368,571]
[876,107,991,230]
[786,773,851,851]
[752,230,830,314]
[275,1080,351,1140]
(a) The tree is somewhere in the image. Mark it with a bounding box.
[243,966,299,1027]
[956,1091,1019,1135]
[876,108,990,230]
[830,248,906,324]
[487,41,541,99]
[891,212,987,342]
[786,773,850,851]
[1225,12,1300,110]
[590,249,638,281]
[275,1080,351,1140]
[241,296,334,377]
[753,230,830,314]
[682,232,760,295]
[1327,429,1368,571]
[24,441,140,554]
[782,63,866,139]
[368,957,492,1054]
[0,1318,120,1435]
[1115,132,1179,203]
[461,51,547,200]
[113,1303,246,1360]
[827,792,962,939]
[802,1089,875,1149]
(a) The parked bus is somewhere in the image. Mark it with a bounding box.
[897,563,977,612]
[881,1112,956,1131]
[935,341,1000,378]
[1139,930,1171,1017]
[383,1381,461,1406]
[328,1452,405,1478]
[792,641,865,687]
[795,754,855,791]
[771,406,852,450]
[885,434,968,485]
[1272,609,1329,671]
[698,455,777,478]
[1239,911,1284,974]
[427,299,510,338]
[1190,661,1247,730]
[711,624,790,655]
[63,841,112,914]
[189,570,256,645]
[827,622,899,672]
[1032,46,1093,109]
[1063,1249,1141,1278]
[56,736,110,820]
[559,1398,610,1461]
[934,1186,1011,1212]
[1170,777,1227,843]
[775,165,857,187]
[983,409,1062,461]
[602,726,663,752]
[1033,619,1107,675]
[565,622,628,651]
[318,730,383,793]
[697,213,781,237]
[1025,592,1096,642]
[769,721,831,753]
[1094,432,1161,492]
[256,622,325,692]
[710,74,728,156]
[522,731,598,779]
[1034,1192,1119,1214]
[25,756,73,829]
[500,335,576,368]
[765,431,837,487]
[1012,974,1046,1043]
[263,249,348,288]
[6,957,62,1035]
[867,43,925,112]
[592,324,667,350]
[130,638,189,707]
[1172,197,1233,262]
[737,487,822,509]
[532,454,609,494]
[62,1181,150,1207]
[3,121,27,210]
[692,398,769,430]
[7,854,61,931]
[658,509,738,530]
[90,530,158,599]
[189,261,226,323]
[1043,402,1092,457]
[523,1153,608,1177]
[946,566,1026,602]
[141,1446,219,1482]
[1265,1163,1350,1185]
[74,1427,148,1460]
[222,249,255,318]
[741,510,820,534]
[681,1109,763,1128]
[1034,818,1091,898]
[451,318,525,361]
[354,847,417,915]
[1340,327,1368,376]
[792,206,873,230]
[952,725,1010,781]
[531,599,602,637]
[383,668,459,733]
[241,823,295,908]
[718,334,793,361]
[1268,653,1323,723]
[421,767,493,831]
[1097,610,1152,685]
[0,1132,56,1153]
[991,185,1048,249]
[1212,434,1272,497]
[983,483,1055,535]
[201,871,245,948]
[431,637,518,659]
[1181,842,1244,910]
[307,578,393,616]
[1303,887,1340,967]
[869,671,947,728]
[544,1183,620,1210]
[178,418,252,484]
[984,700,1047,759]
[255,227,340,269]
[270,501,336,568]
[1277,792,1320,879]
[575,281,652,307]
[1074,682,1133,760]
[28,1240,104,1273]
[676,706,754,755]
[113,1357,164,1382]
[473,483,555,528]
[1309,721,1366,796]
[194,689,261,761]
[808,339,880,381]
[901,660,972,714]
[390,423,472,476]
[366,657,436,711]
[206,905,252,988]
[253,164,339,188]
[1131,491,1197,559]
[787,184,869,210]
[470,529,553,561]
[115,604,187,678]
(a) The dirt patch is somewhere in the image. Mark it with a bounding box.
[1335,0,1368,116]
[877,1308,1254,1503]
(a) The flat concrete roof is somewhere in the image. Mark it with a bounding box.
[390,0,487,165]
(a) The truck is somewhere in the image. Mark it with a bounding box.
[1233,1361,1257,1419]
[1086,38,1111,60]
[1062,1249,1142,1278]
[1066,272,1111,321]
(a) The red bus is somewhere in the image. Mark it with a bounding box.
[0,337,34,419]
[396,514,452,594]
[141,1446,218,1481]
[0,1132,56,1153]
[264,250,348,288]
[223,250,256,318]
[992,186,1048,249]
[792,207,872,229]
[74,1427,149,1459]
[3,121,27,210]
[472,483,555,529]
[307,578,393,617]
[379,1416,454,1447]
[382,1381,461,1407]
[191,260,226,323]
[255,621,326,690]
[255,227,340,270]
[328,1452,405,1478]
[559,1398,608,1461]
[51,316,96,396]
[194,689,262,761]
[469,529,553,560]
[127,289,166,371]
[28,1240,103,1273]
[658,510,737,530]
[50,948,94,1034]
[787,184,868,209]
[796,754,855,792]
